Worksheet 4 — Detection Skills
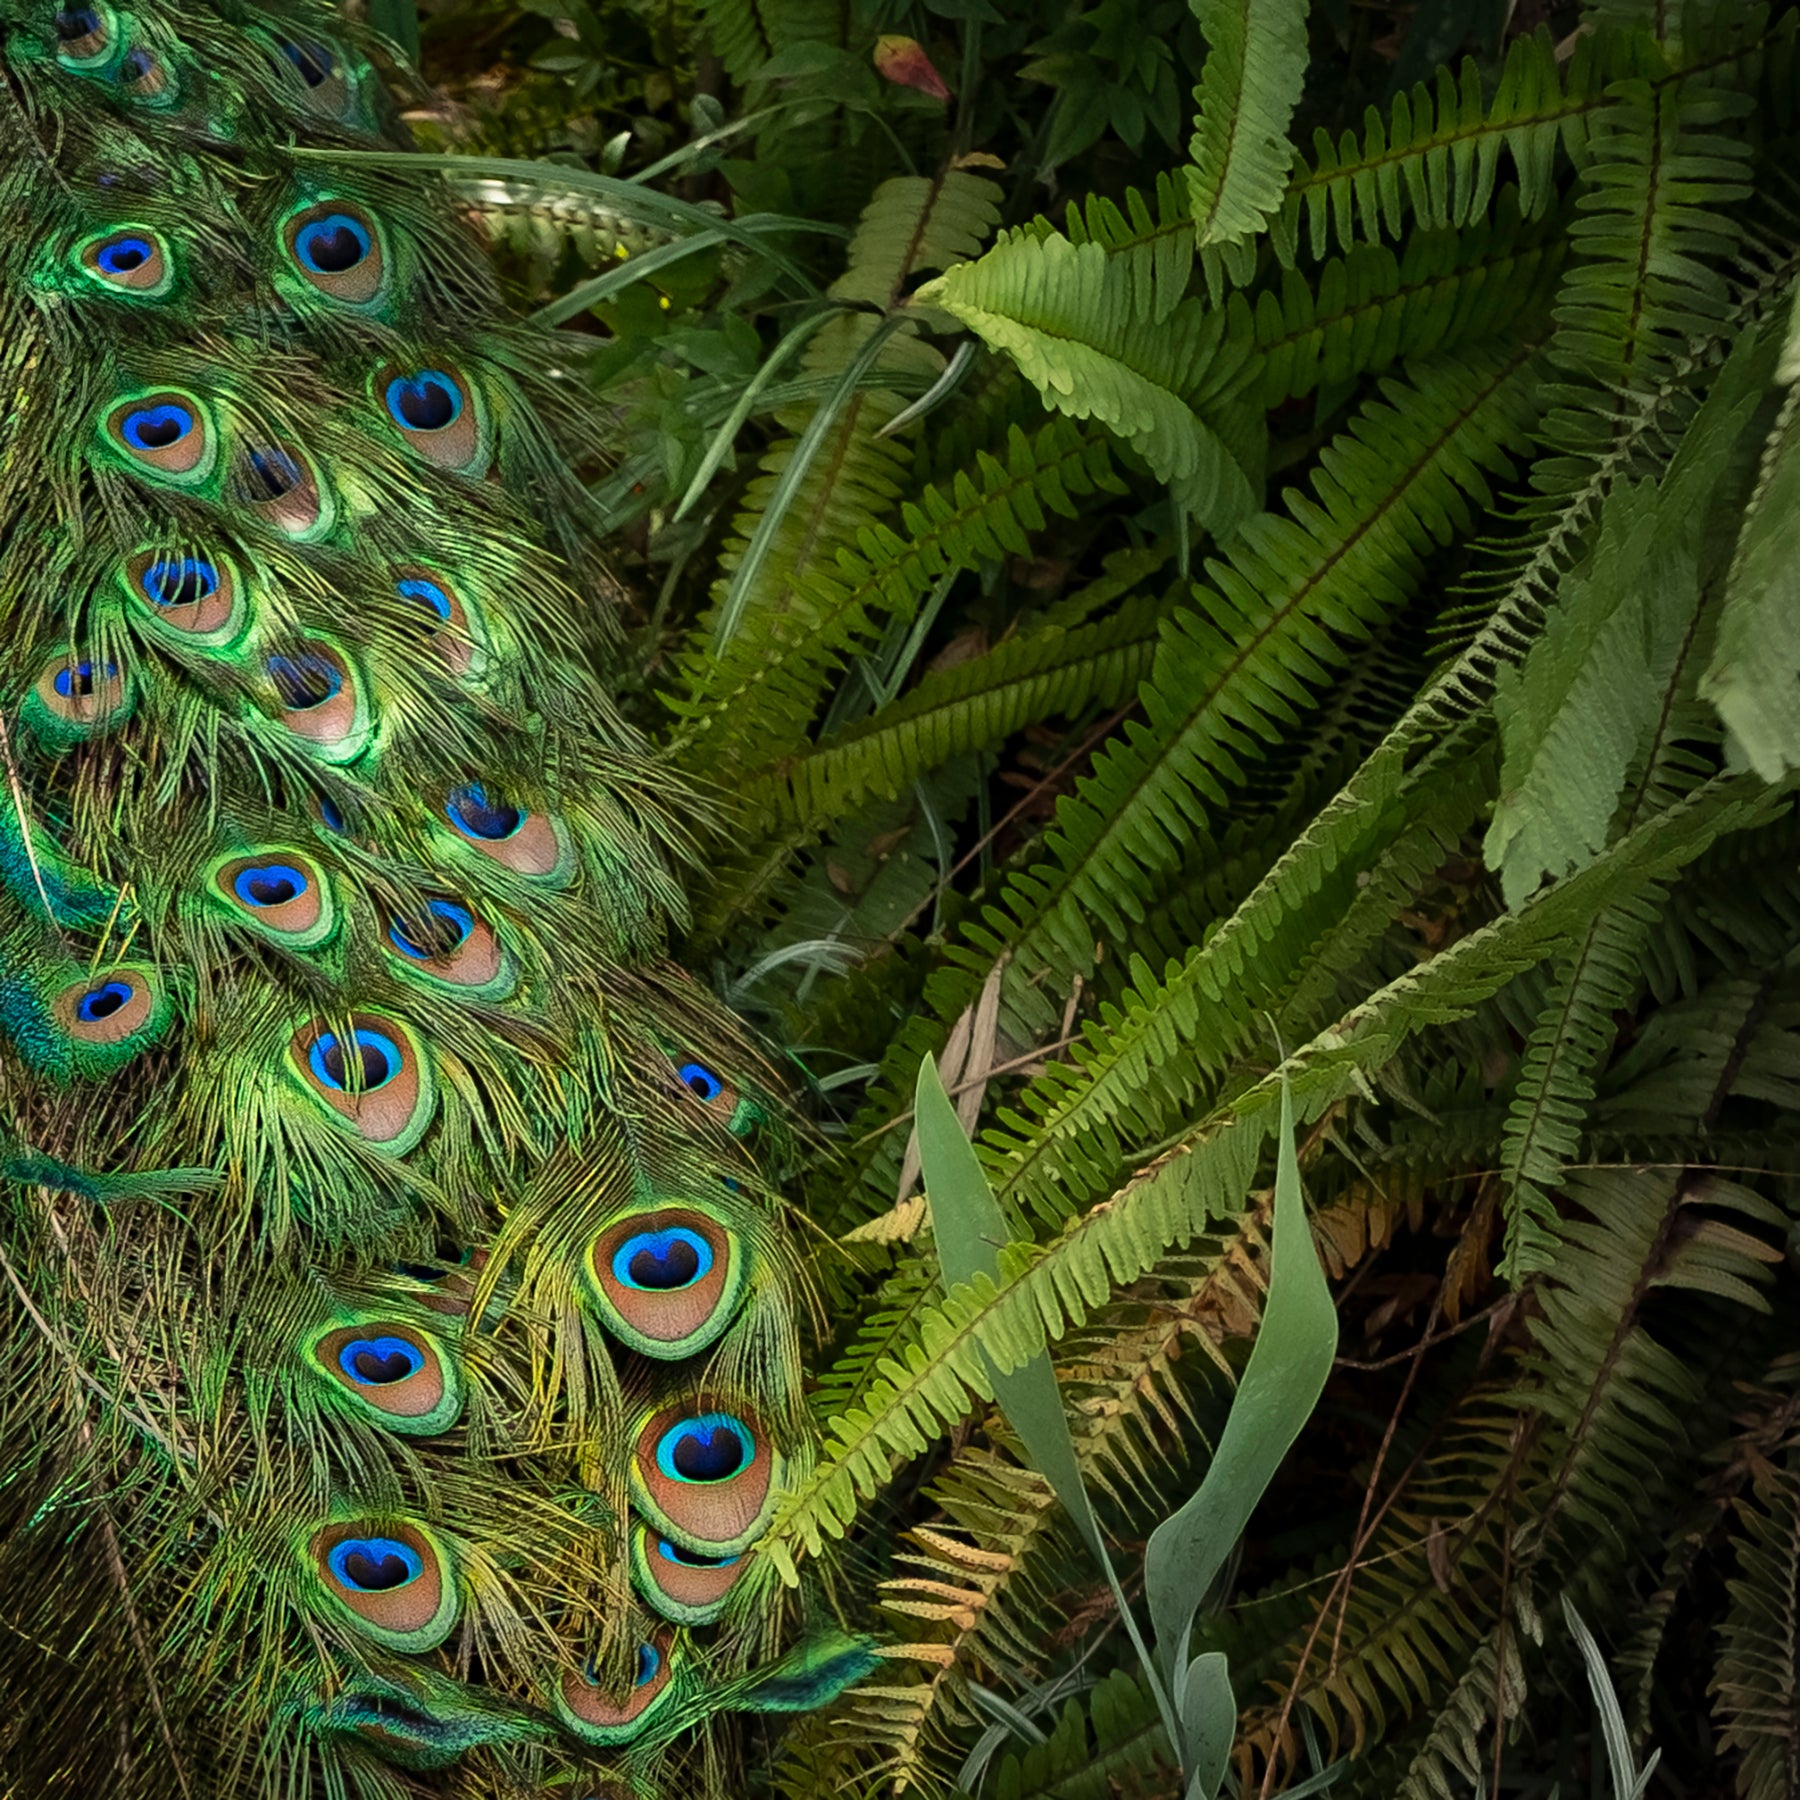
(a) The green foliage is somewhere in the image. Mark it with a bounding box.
[426,0,1800,1794]
[1184,0,1309,254]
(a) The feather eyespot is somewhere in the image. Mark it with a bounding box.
[127,550,245,645]
[48,965,170,1072]
[442,783,571,883]
[77,226,171,296]
[583,1207,747,1359]
[384,899,513,997]
[308,1320,462,1434]
[210,850,336,948]
[394,568,484,677]
[309,1520,458,1651]
[280,39,336,86]
[267,36,364,125]
[53,3,112,65]
[674,1056,756,1132]
[232,442,330,539]
[289,1013,436,1152]
[284,202,387,308]
[630,1401,779,1557]
[629,1521,743,1625]
[375,364,488,475]
[27,652,132,742]
[554,1632,676,1745]
[102,389,213,483]
[116,42,171,101]
[264,643,370,763]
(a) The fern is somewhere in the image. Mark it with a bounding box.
[961,348,1539,1035]
[1713,1462,1800,1799]
[1184,0,1309,252]
[1272,32,1600,266]
[917,229,1260,527]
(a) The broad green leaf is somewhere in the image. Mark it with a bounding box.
[1143,1065,1338,1674]
[1178,1652,1235,1800]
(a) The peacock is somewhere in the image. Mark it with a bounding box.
[0,4,876,1794]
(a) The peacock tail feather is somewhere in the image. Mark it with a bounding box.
[0,5,873,1793]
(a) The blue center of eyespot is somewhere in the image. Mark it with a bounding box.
[612,1226,712,1293]
[267,652,342,710]
[56,7,102,40]
[327,1536,421,1593]
[396,576,453,623]
[308,1027,399,1093]
[142,556,217,607]
[634,1644,660,1687]
[296,213,371,276]
[677,1061,723,1103]
[281,39,336,86]
[316,795,347,833]
[95,234,153,275]
[52,660,115,700]
[337,1335,425,1386]
[656,1538,739,1570]
[385,371,461,433]
[388,899,473,961]
[75,980,134,1023]
[119,45,154,82]
[233,863,306,909]
[446,783,522,841]
[656,1414,754,1484]
[120,402,191,453]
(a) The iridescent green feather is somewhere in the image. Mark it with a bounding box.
[0,3,863,1793]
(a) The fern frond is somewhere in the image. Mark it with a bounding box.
[1272,31,1599,267]
[761,594,1164,833]
[965,347,1539,1037]
[916,230,1260,526]
[1184,0,1308,252]
[1712,1463,1800,1799]
[1242,195,1566,408]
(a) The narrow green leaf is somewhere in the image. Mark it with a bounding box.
[912,1053,1104,1565]
[914,1055,1187,1768]
[1143,1064,1338,1675]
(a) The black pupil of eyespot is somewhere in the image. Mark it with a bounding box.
[135,413,181,448]
[673,1426,744,1482]
[307,223,363,272]
[350,1345,414,1383]
[665,1541,721,1567]
[394,909,463,957]
[246,873,298,905]
[283,41,333,85]
[321,1039,389,1090]
[108,241,146,269]
[83,985,126,1019]
[56,8,99,40]
[272,656,334,708]
[340,1549,409,1591]
[67,664,95,696]
[684,1069,717,1097]
[153,565,208,605]
[247,449,299,499]
[630,1239,700,1289]
[122,47,151,78]
[397,380,454,430]
[456,792,521,839]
